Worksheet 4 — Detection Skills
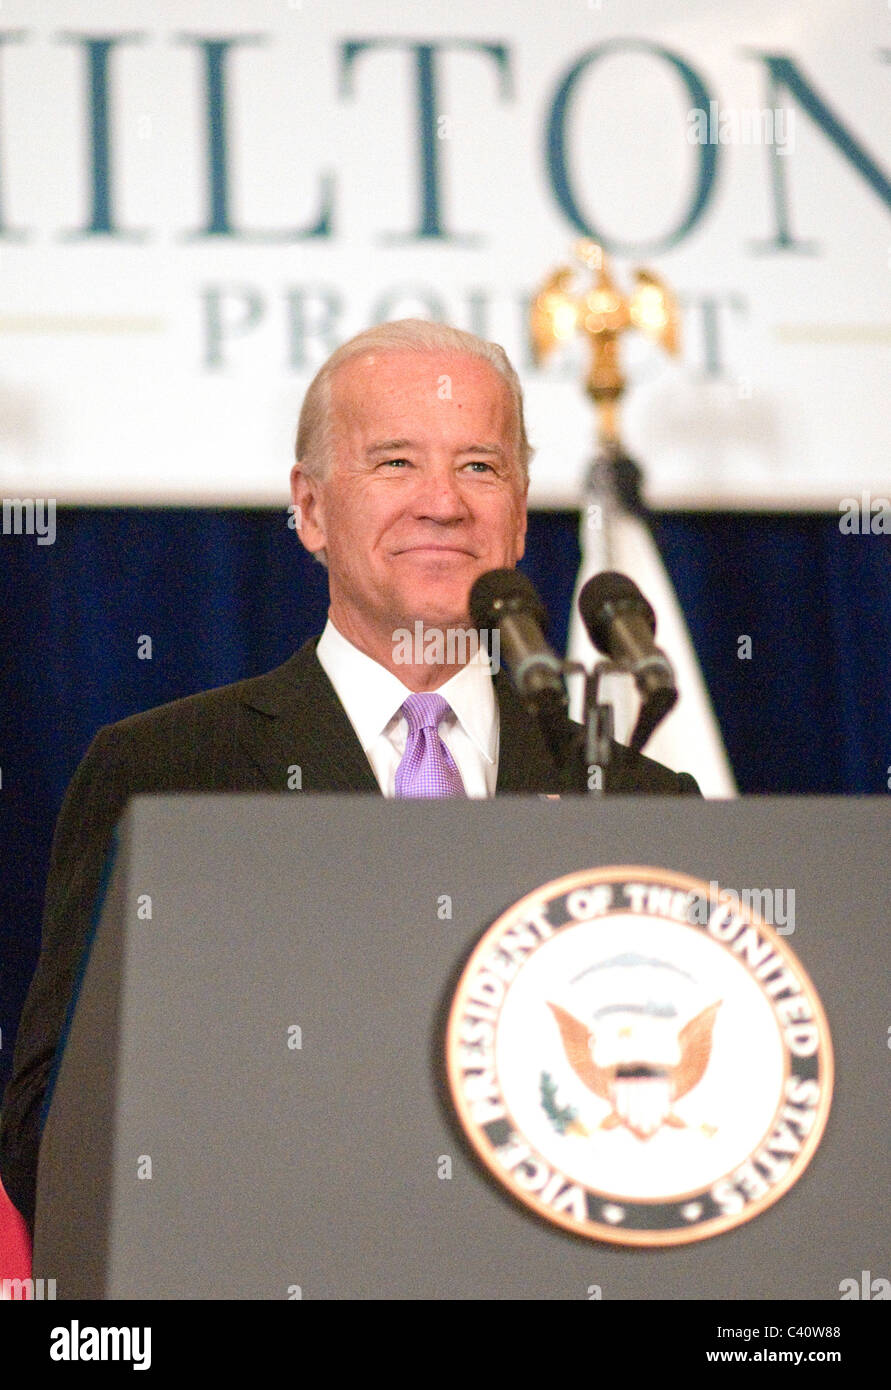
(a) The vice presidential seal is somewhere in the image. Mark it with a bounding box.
[446,866,833,1246]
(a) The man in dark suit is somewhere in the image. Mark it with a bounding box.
[0,319,697,1231]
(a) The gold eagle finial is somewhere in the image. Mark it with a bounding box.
[530,239,680,450]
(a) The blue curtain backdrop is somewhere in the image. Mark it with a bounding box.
[1,507,889,1092]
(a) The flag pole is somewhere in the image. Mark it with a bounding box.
[530,241,737,796]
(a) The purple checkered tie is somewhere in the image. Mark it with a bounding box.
[395,693,466,798]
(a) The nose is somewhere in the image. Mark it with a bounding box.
[411,461,471,524]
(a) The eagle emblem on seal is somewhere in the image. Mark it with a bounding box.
[548,997,721,1140]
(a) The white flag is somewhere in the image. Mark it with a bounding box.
[567,507,737,798]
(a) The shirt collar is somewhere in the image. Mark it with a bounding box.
[432,647,498,765]
[316,617,498,764]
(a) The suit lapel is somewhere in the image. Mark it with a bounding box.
[237,639,564,796]
[493,669,564,794]
[235,639,380,793]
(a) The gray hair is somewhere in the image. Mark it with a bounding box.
[295,318,532,483]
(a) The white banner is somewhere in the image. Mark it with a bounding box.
[0,0,888,509]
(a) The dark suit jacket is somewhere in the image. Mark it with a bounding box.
[0,637,698,1228]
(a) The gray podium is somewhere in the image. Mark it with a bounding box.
[34,795,890,1300]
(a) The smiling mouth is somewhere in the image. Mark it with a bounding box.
[395,545,476,557]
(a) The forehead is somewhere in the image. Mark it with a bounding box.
[329,349,517,447]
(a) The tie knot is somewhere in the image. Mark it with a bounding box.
[401,692,451,735]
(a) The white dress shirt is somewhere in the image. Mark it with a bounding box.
[315,618,499,797]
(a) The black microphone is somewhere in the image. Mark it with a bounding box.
[469,568,566,711]
[578,571,677,752]
[471,568,586,787]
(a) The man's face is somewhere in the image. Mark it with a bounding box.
[292,349,528,649]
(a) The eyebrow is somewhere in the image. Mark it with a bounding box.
[364,439,508,459]
[365,439,416,457]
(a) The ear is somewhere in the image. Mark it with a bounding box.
[290,463,328,556]
[513,483,528,564]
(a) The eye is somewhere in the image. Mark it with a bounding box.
[462,460,496,474]
[378,457,412,470]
